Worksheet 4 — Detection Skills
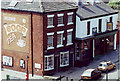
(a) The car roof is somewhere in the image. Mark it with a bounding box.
[100,61,111,64]
[81,69,95,77]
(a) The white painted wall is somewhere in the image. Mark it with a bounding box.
[76,14,118,38]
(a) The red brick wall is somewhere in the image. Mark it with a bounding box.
[1,9,33,74]
[32,13,44,76]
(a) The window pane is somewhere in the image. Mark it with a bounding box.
[47,35,53,48]
[67,32,72,44]
[60,52,69,66]
[68,15,72,23]
[58,16,63,25]
[48,17,53,26]
[57,34,63,45]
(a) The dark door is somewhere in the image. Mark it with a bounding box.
[54,56,59,72]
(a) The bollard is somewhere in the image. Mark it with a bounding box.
[6,75,10,80]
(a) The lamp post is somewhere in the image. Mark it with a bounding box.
[26,56,29,80]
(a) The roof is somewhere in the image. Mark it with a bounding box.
[81,69,95,77]
[77,1,118,20]
[1,0,77,13]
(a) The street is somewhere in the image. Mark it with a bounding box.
[52,45,120,80]
[1,45,120,80]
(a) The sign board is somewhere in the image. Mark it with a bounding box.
[107,22,113,31]
[2,13,30,53]
[35,63,41,69]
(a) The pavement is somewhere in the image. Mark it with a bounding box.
[1,44,120,80]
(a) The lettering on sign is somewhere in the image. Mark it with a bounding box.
[4,16,16,21]
[7,33,16,45]
[4,24,28,37]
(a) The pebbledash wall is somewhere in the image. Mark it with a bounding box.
[1,10,44,76]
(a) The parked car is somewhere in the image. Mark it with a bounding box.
[97,61,116,72]
[81,69,101,80]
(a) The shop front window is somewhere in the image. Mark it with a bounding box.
[60,51,69,67]
[44,55,54,71]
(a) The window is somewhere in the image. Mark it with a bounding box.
[87,21,90,35]
[20,59,25,68]
[98,19,102,32]
[67,12,73,25]
[57,14,64,27]
[47,32,54,50]
[67,29,73,46]
[57,31,64,48]
[110,17,112,22]
[3,56,13,66]
[44,55,54,71]
[47,15,54,28]
[60,51,69,67]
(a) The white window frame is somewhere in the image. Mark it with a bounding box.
[57,14,64,27]
[60,51,69,67]
[47,32,54,50]
[3,56,13,66]
[67,12,73,25]
[66,29,73,46]
[57,31,64,48]
[44,55,54,71]
[47,15,54,28]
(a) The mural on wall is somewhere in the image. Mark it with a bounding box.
[2,13,30,53]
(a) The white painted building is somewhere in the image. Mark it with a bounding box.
[75,0,118,67]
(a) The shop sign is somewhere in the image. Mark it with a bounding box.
[4,24,28,36]
[3,13,30,53]
[107,22,113,31]
[35,63,42,69]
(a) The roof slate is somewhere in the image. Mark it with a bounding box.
[77,2,118,20]
[1,1,77,13]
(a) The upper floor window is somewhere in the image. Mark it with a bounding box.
[47,15,54,28]
[67,29,73,46]
[3,56,13,67]
[57,31,64,48]
[47,32,54,50]
[60,51,69,67]
[110,17,112,22]
[57,14,64,27]
[98,19,102,32]
[67,12,73,25]
[87,21,90,35]
[44,55,54,71]
[20,59,25,68]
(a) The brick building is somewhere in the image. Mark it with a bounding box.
[1,1,77,76]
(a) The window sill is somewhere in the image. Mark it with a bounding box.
[44,68,54,71]
[47,25,54,28]
[57,24,64,27]
[47,47,54,50]
[57,45,64,48]
[67,22,73,25]
[60,64,69,67]
[66,43,73,46]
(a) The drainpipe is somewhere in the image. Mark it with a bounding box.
[114,34,117,50]
[93,39,95,58]
[31,12,34,76]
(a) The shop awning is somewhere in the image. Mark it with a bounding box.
[94,29,118,39]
